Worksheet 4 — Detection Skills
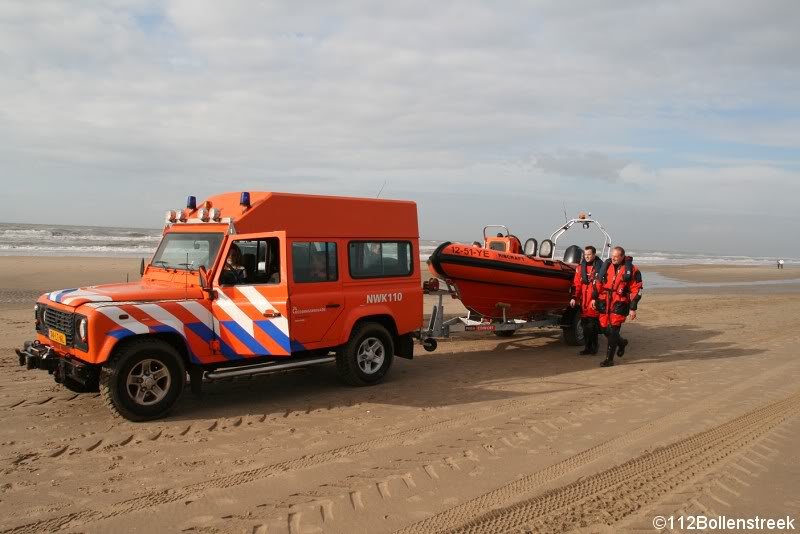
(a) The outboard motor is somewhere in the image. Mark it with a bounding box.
[563,245,582,264]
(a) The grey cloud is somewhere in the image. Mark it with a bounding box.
[535,150,631,182]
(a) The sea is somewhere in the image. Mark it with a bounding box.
[0,222,796,266]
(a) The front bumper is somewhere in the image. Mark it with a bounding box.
[16,341,98,388]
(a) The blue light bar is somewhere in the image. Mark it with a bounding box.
[187,196,197,210]
[240,192,250,207]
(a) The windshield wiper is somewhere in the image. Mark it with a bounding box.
[153,260,170,268]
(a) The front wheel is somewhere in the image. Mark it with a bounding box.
[336,323,394,386]
[100,339,186,421]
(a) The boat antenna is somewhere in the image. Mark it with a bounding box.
[376,180,387,198]
[562,202,568,223]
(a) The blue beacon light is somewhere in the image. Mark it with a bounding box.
[240,192,251,208]
[186,196,197,210]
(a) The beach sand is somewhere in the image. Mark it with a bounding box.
[650,263,800,283]
[1,257,800,533]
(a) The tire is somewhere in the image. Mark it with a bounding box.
[336,323,394,386]
[562,310,585,346]
[100,339,186,422]
[494,329,515,338]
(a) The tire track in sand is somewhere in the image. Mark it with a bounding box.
[144,355,799,534]
[0,370,684,533]
[424,391,800,534]
[394,356,800,534]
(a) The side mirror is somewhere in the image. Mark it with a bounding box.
[198,265,212,291]
[139,258,145,276]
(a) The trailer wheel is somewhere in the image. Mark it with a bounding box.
[336,323,394,386]
[562,310,585,346]
[494,329,515,338]
[100,339,186,421]
[422,338,438,352]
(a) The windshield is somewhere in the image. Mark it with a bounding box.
[150,232,224,271]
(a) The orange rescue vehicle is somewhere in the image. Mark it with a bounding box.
[16,192,422,421]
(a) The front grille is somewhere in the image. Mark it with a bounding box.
[43,307,74,345]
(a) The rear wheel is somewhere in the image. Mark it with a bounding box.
[100,339,186,421]
[336,323,394,386]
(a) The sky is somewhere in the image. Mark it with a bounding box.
[1,1,799,255]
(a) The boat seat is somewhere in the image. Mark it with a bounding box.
[539,239,554,258]
[563,245,582,264]
[524,238,538,256]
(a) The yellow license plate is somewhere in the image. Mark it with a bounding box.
[48,329,67,345]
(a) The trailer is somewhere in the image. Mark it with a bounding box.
[418,212,611,351]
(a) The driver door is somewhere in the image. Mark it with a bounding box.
[211,232,291,359]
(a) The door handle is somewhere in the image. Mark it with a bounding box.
[263,310,282,318]
[325,303,341,308]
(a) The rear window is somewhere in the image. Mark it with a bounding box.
[349,241,413,278]
[292,242,338,283]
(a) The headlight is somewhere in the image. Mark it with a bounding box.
[77,317,88,342]
[34,304,43,328]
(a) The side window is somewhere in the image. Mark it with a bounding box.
[348,241,413,278]
[292,242,338,283]
[220,238,280,286]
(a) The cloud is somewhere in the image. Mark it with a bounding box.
[0,0,798,255]
[534,149,631,182]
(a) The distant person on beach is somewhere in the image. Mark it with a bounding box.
[591,246,643,367]
[778,259,784,269]
[570,245,602,356]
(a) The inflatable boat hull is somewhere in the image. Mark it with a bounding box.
[428,242,576,319]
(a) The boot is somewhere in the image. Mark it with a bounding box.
[616,338,628,357]
[600,345,615,367]
[579,345,593,355]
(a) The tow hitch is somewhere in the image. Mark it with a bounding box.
[15,341,99,391]
[16,341,58,372]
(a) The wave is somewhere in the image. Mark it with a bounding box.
[0,231,160,243]
[1,223,795,265]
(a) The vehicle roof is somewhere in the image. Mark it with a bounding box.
[180,192,419,239]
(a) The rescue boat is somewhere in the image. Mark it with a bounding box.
[428,215,612,320]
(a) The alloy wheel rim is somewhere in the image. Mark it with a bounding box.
[125,358,171,406]
[356,337,385,374]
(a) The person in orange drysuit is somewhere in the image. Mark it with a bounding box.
[570,245,603,355]
[591,246,643,367]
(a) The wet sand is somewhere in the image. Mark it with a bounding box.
[1,257,800,533]
[650,263,800,283]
